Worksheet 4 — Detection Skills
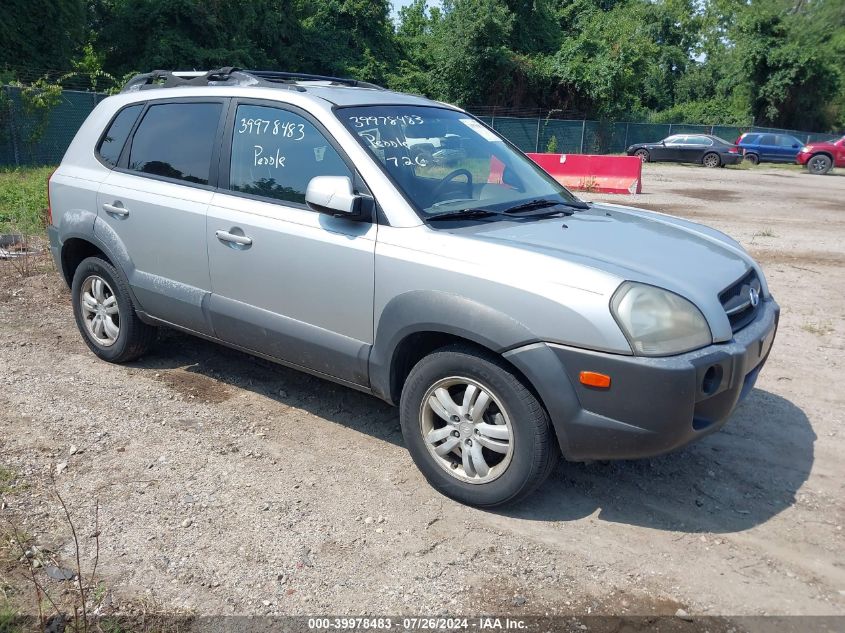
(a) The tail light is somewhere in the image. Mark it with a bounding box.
[46,168,58,226]
[728,147,739,154]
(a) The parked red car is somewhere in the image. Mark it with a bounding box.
[795,135,845,174]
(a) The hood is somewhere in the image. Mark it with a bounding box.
[460,203,758,340]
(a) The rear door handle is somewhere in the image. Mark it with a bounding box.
[102,202,129,216]
[215,230,253,246]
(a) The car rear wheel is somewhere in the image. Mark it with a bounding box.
[702,152,721,168]
[399,344,559,507]
[634,149,649,163]
[807,154,832,175]
[744,153,759,165]
[71,257,157,363]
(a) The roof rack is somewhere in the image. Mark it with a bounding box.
[121,67,384,93]
[246,70,383,89]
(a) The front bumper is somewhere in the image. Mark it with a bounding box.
[796,152,811,165]
[506,299,779,461]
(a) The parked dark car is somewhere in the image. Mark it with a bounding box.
[735,132,804,164]
[626,134,742,168]
[796,135,845,174]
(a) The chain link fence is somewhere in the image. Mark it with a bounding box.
[0,86,107,167]
[474,115,836,154]
[0,85,838,167]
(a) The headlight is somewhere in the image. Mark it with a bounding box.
[801,147,811,153]
[611,282,712,356]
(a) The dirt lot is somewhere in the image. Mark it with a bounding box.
[1,163,843,627]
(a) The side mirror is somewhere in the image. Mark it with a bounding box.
[305,176,364,218]
[661,140,666,146]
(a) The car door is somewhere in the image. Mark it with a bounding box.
[836,138,845,166]
[206,100,376,386]
[756,134,779,162]
[656,135,685,161]
[95,99,226,334]
[774,135,801,162]
[682,135,713,162]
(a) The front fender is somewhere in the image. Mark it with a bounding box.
[369,290,581,454]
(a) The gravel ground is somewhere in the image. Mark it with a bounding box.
[1,163,843,627]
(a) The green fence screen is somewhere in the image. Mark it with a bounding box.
[0,85,837,167]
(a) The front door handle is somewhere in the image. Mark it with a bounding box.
[215,230,253,246]
[102,202,129,216]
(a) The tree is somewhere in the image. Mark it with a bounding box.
[428,0,515,106]
[0,0,86,75]
[296,0,397,84]
[96,0,307,77]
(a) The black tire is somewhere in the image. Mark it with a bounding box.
[634,149,649,163]
[807,153,832,175]
[744,153,759,165]
[702,152,721,168]
[399,344,559,507]
[71,256,157,363]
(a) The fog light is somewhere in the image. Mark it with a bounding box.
[580,371,611,389]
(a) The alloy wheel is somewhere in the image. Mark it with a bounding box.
[80,275,120,347]
[703,153,720,168]
[808,155,831,174]
[419,377,514,484]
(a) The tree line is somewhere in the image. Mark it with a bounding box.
[1,0,843,131]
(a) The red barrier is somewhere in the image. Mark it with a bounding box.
[526,153,643,194]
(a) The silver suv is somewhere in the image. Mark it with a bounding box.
[48,69,779,506]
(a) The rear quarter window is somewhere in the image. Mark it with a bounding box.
[97,104,143,167]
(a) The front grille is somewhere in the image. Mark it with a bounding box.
[719,269,762,332]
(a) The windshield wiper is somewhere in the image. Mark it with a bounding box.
[503,198,589,214]
[425,208,500,222]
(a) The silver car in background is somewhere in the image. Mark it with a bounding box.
[47,69,779,506]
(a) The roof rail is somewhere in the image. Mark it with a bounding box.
[121,67,383,93]
[245,70,384,90]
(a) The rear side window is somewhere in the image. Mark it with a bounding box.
[686,136,713,146]
[128,103,222,185]
[97,105,142,167]
[759,134,777,145]
[228,104,352,205]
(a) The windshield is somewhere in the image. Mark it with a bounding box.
[337,106,580,218]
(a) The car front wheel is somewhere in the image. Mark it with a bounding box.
[634,149,649,163]
[400,345,559,507]
[807,154,832,175]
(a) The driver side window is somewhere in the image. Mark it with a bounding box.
[229,104,352,205]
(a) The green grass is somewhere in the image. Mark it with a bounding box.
[0,467,26,496]
[0,601,28,633]
[0,166,55,236]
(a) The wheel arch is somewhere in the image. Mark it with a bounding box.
[60,237,113,287]
[58,225,148,322]
[369,291,581,454]
[811,151,834,162]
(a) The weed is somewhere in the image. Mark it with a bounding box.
[0,167,54,236]
[751,228,778,243]
[0,466,25,495]
[802,322,834,336]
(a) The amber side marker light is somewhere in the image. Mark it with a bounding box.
[579,371,611,389]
